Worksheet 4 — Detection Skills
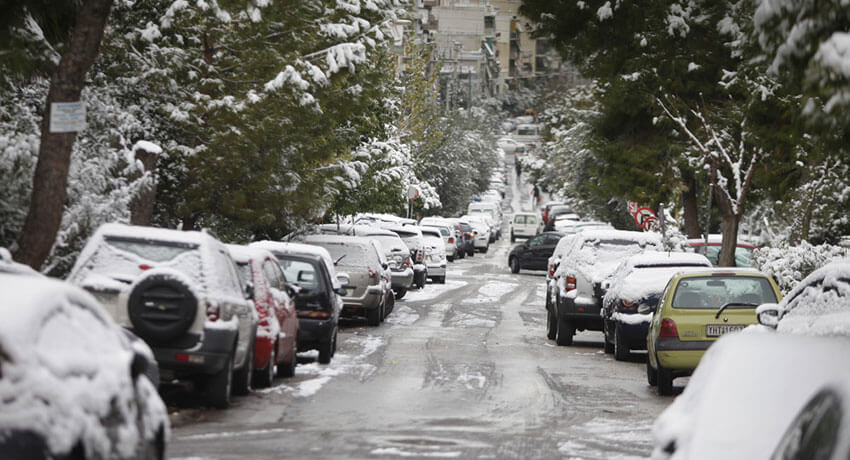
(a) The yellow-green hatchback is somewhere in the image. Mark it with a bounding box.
[646,269,782,395]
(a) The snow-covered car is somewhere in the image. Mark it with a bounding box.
[554,220,613,236]
[510,212,540,242]
[539,201,565,223]
[462,215,492,252]
[0,247,43,276]
[497,136,519,155]
[418,220,458,261]
[0,274,169,459]
[420,226,448,284]
[227,245,300,386]
[686,236,757,267]
[543,205,577,231]
[303,235,392,326]
[552,214,582,232]
[251,241,343,364]
[600,251,712,361]
[646,269,781,396]
[756,260,850,335]
[651,332,850,460]
[548,230,663,346]
[68,223,258,408]
[388,225,429,288]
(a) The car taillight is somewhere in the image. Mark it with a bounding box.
[564,275,576,291]
[548,264,556,277]
[403,256,412,268]
[206,301,220,322]
[139,264,152,270]
[659,318,679,338]
[448,237,455,244]
[619,299,637,312]
[416,251,423,263]
[369,269,377,279]
[298,310,332,320]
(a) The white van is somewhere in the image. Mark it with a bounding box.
[510,212,539,241]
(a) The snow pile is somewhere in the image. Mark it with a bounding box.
[753,241,848,293]
[569,230,664,283]
[0,276,168,458]
[776,261,850,337]
[652,332,850,459]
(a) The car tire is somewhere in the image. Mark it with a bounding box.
[511,234,515,242]
[483,246,489,253]
[379,301,386,323]
[278,340,297,378]
[657,365,674,396]
[614,324,629,361]
[448,255,454,262]
[127,273,197,345]
[467,249,475,257]
[395,288,407,300]
[646,357,658,387]
[318,335,333,364]
[509,257,520,274]
[232,343,253,396]
[555,314,574,346]
[205,352,233,409]
[546,309,557,340]
[254,345,276,388]
[433,276,445,284]
[602,321,614,354]
[457,250,465,260]
[367,305,381,326]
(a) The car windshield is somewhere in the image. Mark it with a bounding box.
[672,276,777,309]
[79,236,203,285]
[369,235,406,253]
[277,257,319,290]
[105,236,197,262]
[694,245,755,267]
[313,243,373,268]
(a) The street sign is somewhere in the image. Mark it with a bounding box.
[49,101,86,133]
[633,207,659,231]
[406,185,420,200]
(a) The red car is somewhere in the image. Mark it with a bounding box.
[686,236,757,267]
[227,245,300,388]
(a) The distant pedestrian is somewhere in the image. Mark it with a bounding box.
[532,185,541,204]
[515,160,522,177]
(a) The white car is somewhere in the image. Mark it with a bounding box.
[652,332,850,459]
[510,212,540,241]
[420,226,448,284]
[497,137,519,155]
[419,220,458,261]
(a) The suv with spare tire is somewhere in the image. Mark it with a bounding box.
[68,223,258,408]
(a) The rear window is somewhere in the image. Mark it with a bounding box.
[369,235,406,253]
[313,242,375,268]
[694,245,755,267]
[514,215,537,224]
[105,236,197,262]
[78,236,203,286]
[277,257,319,290]
[672,276,777,309]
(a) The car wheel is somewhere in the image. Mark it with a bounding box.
[483,246,489,253]
[254,345,276,388]
[511,233,515,242]
[602,321,614,354]
[318,335,333,364]
[457,250,465,259]
[546,309,556,340]
[467,249,475,257]
[614,324,629,361]
[379,301,386,322]
[657,365,674,396]
[434,276,445,284]
[509,257,520,274]
[555,314,574,346]
[232,343,253,396]
[367,305,381,326]
[646,357,658,387]
[395,288,407,300]
[278,340,297,378]
[448,256,454,262]
[205,352,233,409]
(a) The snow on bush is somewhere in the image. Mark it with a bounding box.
[753,241,849,293]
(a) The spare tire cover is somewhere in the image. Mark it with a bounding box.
[128,273,198,345]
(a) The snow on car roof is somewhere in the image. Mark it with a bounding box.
[0,274,165,458]
[606,265,712,303]
[652,332,850,459]
[250,241,339,288]
[777,260,850,337]
[419,226,442,237]
[627,251,712,268]
[225,244,274,265]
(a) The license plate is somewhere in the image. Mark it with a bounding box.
[706,324,745,337]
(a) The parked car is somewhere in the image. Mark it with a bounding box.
[388,225,429,289]
[552,214,582,232]
[652,332,850,459]
[555,220,613,236]
[0,274,169,459]
[509,231,564,274]
[226,245,300,385]
[544,205,577,231]
[441,218,468,259]
[549,230,663,347]
[756,260,850,334]
[600,251,713,360]
[646,269,782,395]
[68,224,258,408]
[510,212,540,242]
[686,236,758,267]
[463,215,492,252]
[303,235,391,326]
[419,219,459,262]
[450,218,477,257]
[420,226,448,284]
[539,201,565,225]
[0,247,43,276]
[250,241,343,364]
[468,201,503,239]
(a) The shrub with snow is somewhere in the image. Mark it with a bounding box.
[753,241,849,293]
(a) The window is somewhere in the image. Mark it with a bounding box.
[672,276,777,309]
[263,260,281,289]
[278,257,318,290]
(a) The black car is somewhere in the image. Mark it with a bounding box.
[252,242,343,365]
[508,231,565,273]
[455,219,477,257]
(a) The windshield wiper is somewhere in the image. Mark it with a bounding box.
[715,302,758,319]
[334,254,346,265]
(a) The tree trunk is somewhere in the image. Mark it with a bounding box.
[129,148,159,226]
[12,0,113,269]
[717,213,740,267]
[681,174,701,239]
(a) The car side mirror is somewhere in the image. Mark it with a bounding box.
[284,282,301,298]
[244,281,255,300]
[637,303,656,315]
[601,280,612,291]
[382,263,389,270]
[337,272,350,287]
[756,303,781,329]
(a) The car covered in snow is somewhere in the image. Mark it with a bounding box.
[548,230,663,346]
[250,241,343,364]
[651,332,850,459]
[0,247,43,277]
[646,269,781,396]
[0,274,169,459]
[68,223,258,408]
[226,245,300,386]
[302,235,393,326]
[418,219,459,262]
[420,226,448,284]
[462,215,493,252]
[756,260,850,335]
[600,251,712,361]
[387,225,429,288]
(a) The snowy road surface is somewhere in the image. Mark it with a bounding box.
[165,168,673,459]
